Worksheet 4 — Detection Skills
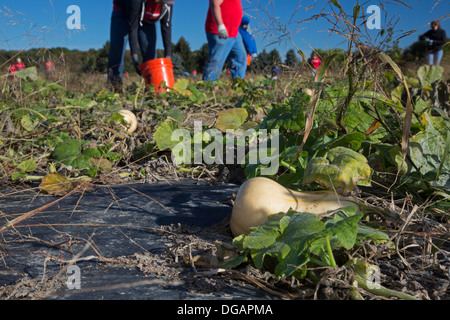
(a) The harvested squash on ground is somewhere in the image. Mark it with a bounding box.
[117,109,138,134]
[230,177,359,237]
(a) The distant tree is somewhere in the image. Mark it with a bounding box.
[402,40,428,62]
[192,43,209,73]
[174,37,194,72]
[254,49,282,72]
[255,49,271,71]
[171,53,185,77]
[269,49,282,66]
[95,41,110,73]
[285,49,300,68]
[82,49,98,73]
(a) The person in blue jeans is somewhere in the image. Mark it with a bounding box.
[107,0,174,92]
[203,0,247,81]
[419,19,446,66]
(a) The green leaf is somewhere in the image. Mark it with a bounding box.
[173,79,192,96]
[164,109,185,123]
[11,172,27,181]
[233,208,389,280]
[303,146,372,193]
[417,65,443,88]
[215,108,248,132]
[21,115,39,132]
[326,211,363,249]
[52,138,99,169]
[242,212,325,277]
[14,67,38,81]
[330,0,342,11]
[17,158,37,173]
[356,224,390,244]
[153,120,184,150]
[408,113,450,188]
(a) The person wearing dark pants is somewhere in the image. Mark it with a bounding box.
[107,0,174,92]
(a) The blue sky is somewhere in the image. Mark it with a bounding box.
[0,0,448,60]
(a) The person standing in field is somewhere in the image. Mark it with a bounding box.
[44,57,55,80]
[107,0,174,92]
[309,52,321,77]
[203,0,247,81]
[419,19,447,66]
[15,58,25,70]
[8,58,24,79]
[239,15,257,65]
[8,63,17,79]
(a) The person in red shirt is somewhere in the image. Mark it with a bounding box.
[15,58,25,70]
[309,53,321,76]
[8,64,17,79]
[44,57,55,80]
[203,0,247,81]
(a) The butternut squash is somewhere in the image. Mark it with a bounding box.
[230,177,359,237]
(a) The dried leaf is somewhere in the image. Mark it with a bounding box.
[39,173,72,196]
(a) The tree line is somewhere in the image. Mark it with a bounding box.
[1,36,447,78]
[0,37,306,78]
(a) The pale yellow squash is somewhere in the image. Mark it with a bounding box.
[118,109,138,134]
[230,177,359,237]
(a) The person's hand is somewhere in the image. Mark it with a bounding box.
[132,54,141,76]
[218,24,228,39]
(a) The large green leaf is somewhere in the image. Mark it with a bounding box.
[242,211,324,277]
[234,208,374,279]
[173,79,192,96]
[408,112,450,188]
[14,67,38,81]
[325,211,363,250]
[417,65,443,88]
[52,138,100,169]
[303,146,372,193]
[153,120,182,150]
[215,108,248,132]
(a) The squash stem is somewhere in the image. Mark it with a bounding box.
[354,275,418,300]
[325,235,337,268]
[280,160,297,173]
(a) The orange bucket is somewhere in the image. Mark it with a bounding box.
[139,58,175,93]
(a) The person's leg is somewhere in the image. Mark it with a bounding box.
[107,10,128,87]
[139,22,157,63]
[227,33,247,79]
[426,51,434,65]
[160,5,173,58]
[203,32,234,81]
[434,49,443,66]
